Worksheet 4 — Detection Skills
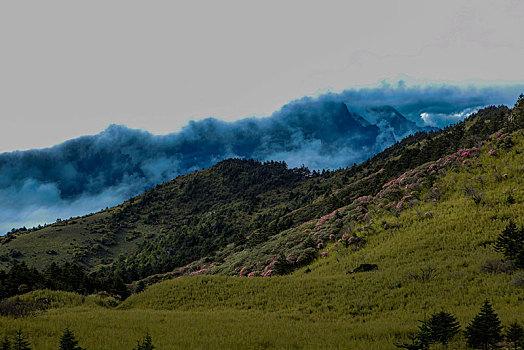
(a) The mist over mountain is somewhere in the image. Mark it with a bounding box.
[1,83,522,234]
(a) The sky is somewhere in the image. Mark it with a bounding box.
[1,0,524,153]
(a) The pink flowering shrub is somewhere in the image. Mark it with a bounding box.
[261,269,273,277]
[190,268,208,276]
[239,266,248,277]
[316,209,340,227]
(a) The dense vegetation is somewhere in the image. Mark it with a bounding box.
[0,262,127,315]
[0,95,522,348]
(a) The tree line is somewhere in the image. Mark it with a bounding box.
[0,262,128,302]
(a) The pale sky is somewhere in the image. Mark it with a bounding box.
[1,0,523,153]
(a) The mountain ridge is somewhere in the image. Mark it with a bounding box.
[1,96,521,288]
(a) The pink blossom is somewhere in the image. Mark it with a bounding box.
[488,149,496,156]
[190,268,208,275]
[401,195,411,201]
[267,259,278,267]
[321,251,328,257]
[342,233,350,240]
[247,271,259,277]
[239,266,248,277]
[385,201,396,209]
[261,270,273,277]
[396,202,403,209]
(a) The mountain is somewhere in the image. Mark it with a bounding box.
[0,95,522,349]
[1,97,520,282]
[0,94,463,235]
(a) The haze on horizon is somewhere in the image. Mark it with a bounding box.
[1,0,524,153]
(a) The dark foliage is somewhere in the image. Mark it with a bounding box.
[505,322,524,350]
[133,333,155,350]
[0,337,10,350]
[0,262,128,302]
[395,311,460,349]
[350,264,378,273]
[58,328,84,350]
[494,221,524,269]
[420,311,461,346]
[12,329,31,350]
[465,301,503,349]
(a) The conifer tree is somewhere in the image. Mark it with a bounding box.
[494,221,524,268]
[58,328,84,350]
[12,329,30,350]
[0,336,11,350]
[423,311,461,346]
[505,322,524,350]
[465,301,503,349]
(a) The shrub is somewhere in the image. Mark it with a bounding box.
[510,271,524,287]
[133,333,155,350]
[480,259,515,274]
[350,263,378,274]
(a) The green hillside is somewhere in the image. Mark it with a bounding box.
[0,103,517,284]
[0,126,522,349]
[0,96,522,349]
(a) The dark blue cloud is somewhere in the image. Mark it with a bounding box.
[0,83,522,233]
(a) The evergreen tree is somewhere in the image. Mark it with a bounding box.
[133,333,154,350]
[506,322,524,350]
[58,328,84,350]
[12,329,30,350]
[423,311,461,346]
[0,336,11,350]
[494,221,524,268]
[465,301,503,349]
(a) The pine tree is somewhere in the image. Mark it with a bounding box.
[465,301,503,349]
[494,221,524,268]
[0,336,11,350]
[423,311,461,346]
[506,322,524,350]
[58,328,84,350]
[133,333,154,350]
[12,329,30,350]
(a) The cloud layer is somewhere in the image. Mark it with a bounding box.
[1,84,522,233]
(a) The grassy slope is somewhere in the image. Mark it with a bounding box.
[1,130,522,349]
[0,210,149,270]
